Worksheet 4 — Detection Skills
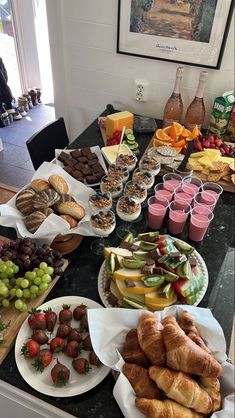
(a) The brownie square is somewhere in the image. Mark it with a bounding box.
[77,156,88,164]
[75,163,86,170]
[86,175,98,184]
[70,149,82,159]
[64,166,73,175]
[92,162,102,172]
[82,147,92,156]
[58,151,69,162]
[88,153,98,160]
[81,167,92,176]
[73,170,84,179]
[77,177,84,183]
[88,159,99,167]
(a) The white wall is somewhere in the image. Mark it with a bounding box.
[46,0,234,142]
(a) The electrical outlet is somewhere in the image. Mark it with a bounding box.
[134,80,149,102]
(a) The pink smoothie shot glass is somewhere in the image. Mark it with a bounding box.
[163,173,182,192]
[194,191,217,211]
[174,185,196,205]
[183,176,202,194]
[201,182,223,203]
[148,196,169,229]
[168,200,191,235]
[189,206,214,242]
[154,183,173,202]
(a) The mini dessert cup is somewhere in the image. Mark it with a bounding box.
[148,195,169,230]
[115,153,137,171]
[168,200,191,235]
[100,175,123,199]
[189,206,214,242]
[201,182,223,204]
[124,181,147,204]
[116,196,141,239]
[108,164,129,182]
[90,210,116,255]
[139,157,161,176]
[132,168,155,190]
[163,173,182,191]
[88,190,112,213]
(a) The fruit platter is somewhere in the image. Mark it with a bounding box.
[15,296,110,397]
[0,236,68,364]
[98,232,208,311]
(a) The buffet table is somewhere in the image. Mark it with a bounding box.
[0,109,234,418]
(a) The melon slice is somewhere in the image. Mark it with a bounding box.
[116,279,159,296]
[113,268,144,282]
[145,290,177,311]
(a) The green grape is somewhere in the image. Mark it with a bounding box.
[0,272,7,280]
[10,288,16,297]
[37,289,44,295]
[2,299,10,308]
[45,266,54,275]
[2,288,9,298]
[39,282,48,292]
[16,278,23,286]
[21,279,29,289]
[30,285,39,294]
[36,269,44,277]
[19,303,28,313]
[41,275,51,284]
[29,293,37,300]
[5,267,14,277]
[15,299,23,310]
[39,262,48,270]
[5,260,14,267]
[27,272,37,281]
[2,278,9,286]
[13,265,19,274]
[23,289,31,299]
[9,278,16,286]
[0,264,7,273]
[16,289,23,298]
[34,277,41,285]
[0,286,8,296]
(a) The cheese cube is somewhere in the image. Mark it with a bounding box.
[106,111,134,138]
[190,151,205,158]
[198,156,213,168]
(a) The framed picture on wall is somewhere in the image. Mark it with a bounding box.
[117,0,234,69]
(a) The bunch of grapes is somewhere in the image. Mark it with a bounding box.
[0,259,55,312]
[0,238,64,277]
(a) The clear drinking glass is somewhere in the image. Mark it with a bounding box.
[116,196,141,240]
[132,168,155,190]
[173,168,193,180]
[148,195,169,230]
[168,200,191,235]
[182,176,202,194]
[189,206,214,242]
[201,182,223,203]
[100,175,123,200]
[90,210,116,255]
[174,185,196,205]
[193,191,216,212]
[163,173,182,191]
[154,183,174,202]
[88,190,112,213]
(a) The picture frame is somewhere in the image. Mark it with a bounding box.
[117,0,234,69]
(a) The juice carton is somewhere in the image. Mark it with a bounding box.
[225,104,235,142]
[208,91,235,136]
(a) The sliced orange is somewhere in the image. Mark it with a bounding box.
[173,146,182,154]
[152,138,167,147]
[155,129,172,142]
[181,127,191,138]
[172,139,186,148]
[190,126,201,139]
[163,126,171,135]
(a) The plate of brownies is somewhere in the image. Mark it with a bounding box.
[55,146,107,187]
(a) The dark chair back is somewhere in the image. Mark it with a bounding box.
[26,117,69,170]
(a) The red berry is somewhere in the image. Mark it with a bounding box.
[21,339,40,358]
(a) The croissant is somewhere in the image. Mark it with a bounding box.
[135,398,203,418]
[162,316,223,378]
[200,377,222,412]
[179,311,211,354]
[149,365,212,414]
[137,313,166,366]
[121,329,149,368]
[123,363,161,399]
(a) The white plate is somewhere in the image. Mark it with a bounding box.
[98,237,209,309]
[55,146,107,186]
[15,296,110,397]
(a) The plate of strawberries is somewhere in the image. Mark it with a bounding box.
[15,296,110,397]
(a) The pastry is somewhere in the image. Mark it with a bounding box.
[32,189,60,209]
[179,311,211,354]
[149,365,212,414]
[199,377,221,412]
[135,398,203,418]
[15,188,36,215]
[121,329,149,368]
[57,201,85,220]
[137,313,166,366]
[25,211,47,233]
[48,174,69,195]
[162,316,223,378]
[53,194,75,212]
[123,363,160,399]
[40,207,54,217]
[31,179,51,192]
[60,214,78,229]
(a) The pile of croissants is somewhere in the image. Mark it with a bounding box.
[121,311,223,418]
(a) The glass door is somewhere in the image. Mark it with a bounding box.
[0,0,22,99]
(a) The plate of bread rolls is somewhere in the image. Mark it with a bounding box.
[87,306,234,418]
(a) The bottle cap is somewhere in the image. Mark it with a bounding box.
[199,71,208,82]
[176,67,184,77]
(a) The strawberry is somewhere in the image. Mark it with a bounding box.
[32,329,49,345]
[50,337,65,353]
[51,360,70,386]
[83,334,93,351]
[56,324,72,338]
[72,358,91,375]
[21,339,40,358]
[67,329,82,343]
[44,308,57,332]
[73,304,87,321]
[79,313,88,332]
[28,309,46,330]
[59,305,72,324]
[33,349,53,372]
[63,340,81,358]
[89,351,101,366]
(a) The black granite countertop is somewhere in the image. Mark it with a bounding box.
[0,108,234,418]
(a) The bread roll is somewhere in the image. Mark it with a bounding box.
[32,189,59,209]
[53,194,75,212]
[15,188,36,215]
[40,207,54,217]
[31,179,51,192]
[25,211,47,233]
[58,201,85,220]
[48,174,69,195]
[60,214,78,228]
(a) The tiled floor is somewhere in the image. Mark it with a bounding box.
[0,105,55,188]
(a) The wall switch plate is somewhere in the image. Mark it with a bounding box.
[134,80,149,102]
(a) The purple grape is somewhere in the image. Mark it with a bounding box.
[23,238,32,247]
[24,259,31,268]
[22,246,32,255]
[54,267,63,276]
[20,254,30,262]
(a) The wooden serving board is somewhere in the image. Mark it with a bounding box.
[0,236,69,364]
[146,138,235,193]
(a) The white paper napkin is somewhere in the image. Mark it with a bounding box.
[0,161,99,245]
[88,306,234,418]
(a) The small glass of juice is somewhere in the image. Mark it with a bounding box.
[147,195,169,230]
[168,200,191,235]
[201,182,223,204]
[188,206,214,242]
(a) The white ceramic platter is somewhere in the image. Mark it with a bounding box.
[15,296,110,397]
[98,238,209,309]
